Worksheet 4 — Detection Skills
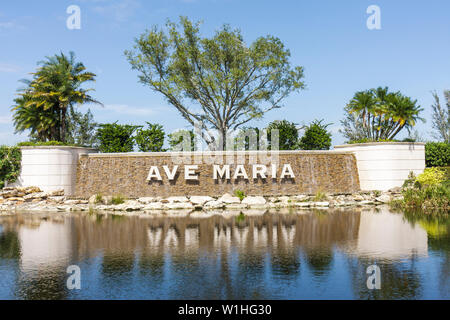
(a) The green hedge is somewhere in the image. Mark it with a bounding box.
[426,142,450,167]
[17,141,73,147]
[0,146,22,189]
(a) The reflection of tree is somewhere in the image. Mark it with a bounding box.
[101,252,135,276]
[304,248,333,278]
[401,210,450,298]
[271,251,300,277]
[15,267,68,300]
[0,230,20,259]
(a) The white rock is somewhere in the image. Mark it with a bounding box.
[312,202,330,207]
[224,203,248,209]
[204,200,225,209]
[164,202,194,210]
[166,196,190,203]
[189,196,215,205]
[144,202,165,210]
[138,197,159,204]
[292,195,309,201]
[375,194,391,203]
[242,196,267,206]
[218,193,241,204]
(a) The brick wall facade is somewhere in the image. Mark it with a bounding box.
[75,151,360,198]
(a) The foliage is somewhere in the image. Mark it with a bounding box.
[298,119,332,150]
[425,142,450,167]
[0,146,22,189]
[111,195,125,205]
[135,122,166,152]
[11,52,101,142]
[65,107,98,147]
[313,190,328,201]
[266,120,299,150]
[415,168,446,187]
[95,194,103,204]
[395,184,450,211]
[234,189,246,201]
[17,141,70,147]
[430,90,450,143]
[96,123,141,153]
[168,129,196,151]
[391,169,450,212]
[125,17,305,147]
[340,87,424,141]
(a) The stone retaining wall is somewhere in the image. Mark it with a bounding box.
[75,151,360,198]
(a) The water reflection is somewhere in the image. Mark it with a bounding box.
[0,207,448,300]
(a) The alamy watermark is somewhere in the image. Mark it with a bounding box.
[366,265,381,290]
[66,5,81,30]
[367,5,381,30]
[66,265,81,290]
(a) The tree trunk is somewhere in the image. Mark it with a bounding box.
[61,107,67,143]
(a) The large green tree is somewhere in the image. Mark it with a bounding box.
[125,17,305,147]
[12,52,101,142]
[431,90,450,143]
[340,87,424,141]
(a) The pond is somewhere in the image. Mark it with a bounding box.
[0,207,448,300]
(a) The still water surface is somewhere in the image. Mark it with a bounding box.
[0,208,448,299]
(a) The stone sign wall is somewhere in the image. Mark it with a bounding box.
[75,151,360,198]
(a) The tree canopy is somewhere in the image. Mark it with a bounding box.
[340,87,424,142]
[12,52,101,143]
[125,17,305,147]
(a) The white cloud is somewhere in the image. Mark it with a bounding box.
[92,104,167,116]
[0,21,14,29]
[0,63,21,73]
[0,116,11,124]
[91,0,141,22]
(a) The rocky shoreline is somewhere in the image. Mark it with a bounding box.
[0,186,403,215]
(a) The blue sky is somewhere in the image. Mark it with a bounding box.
[1,0,449,146]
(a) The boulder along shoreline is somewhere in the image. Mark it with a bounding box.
[0,186,403,215]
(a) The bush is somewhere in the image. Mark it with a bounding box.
[415,168,446,187]
[0,146,22,189]
[425,142,450,167]
[96,123,141,153]
[17,141,76,147]
[135,122,166,152]
[347,138,397,144]
[266,120,299,150]
[400,184,450,211]
[234,189,246,201]
[298,119,332,150]
[111,195,125,205]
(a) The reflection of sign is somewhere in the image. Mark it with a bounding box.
[146,164,295,182]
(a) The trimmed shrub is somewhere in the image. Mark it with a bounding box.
[415,168,446,187]
[425,142,450,167]
[96,123,141,153]
[17,141,74,147]
[0,146,22,189]
[298,119,332,150]
[135,122,166,152]
[266,120,299,151]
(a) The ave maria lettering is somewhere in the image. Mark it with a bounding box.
[146,164,295,181]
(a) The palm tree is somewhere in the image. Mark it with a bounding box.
[16,52,101,142]
[345,87,423,141]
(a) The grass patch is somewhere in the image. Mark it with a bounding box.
[95,194,103,204]
[313,191,328,202]
[234,189,246,201]
[111,195,125,205]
